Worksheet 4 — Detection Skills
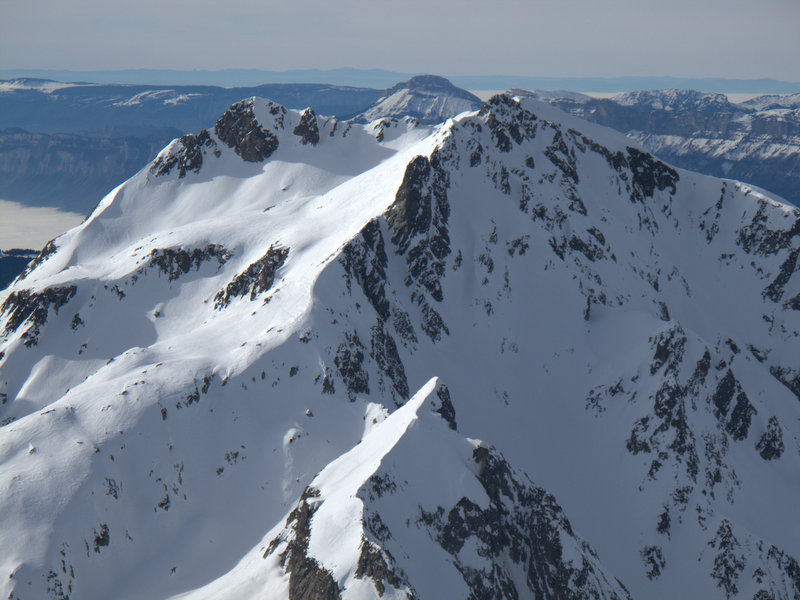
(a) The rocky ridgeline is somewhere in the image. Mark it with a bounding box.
[149,98,324,181]
[524,88,800,206]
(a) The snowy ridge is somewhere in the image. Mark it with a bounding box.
[1,94,800,599]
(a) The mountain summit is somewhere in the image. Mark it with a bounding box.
[353,74,482,124]
[1,94,799,599]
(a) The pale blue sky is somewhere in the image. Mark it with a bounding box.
[1,0,798,80]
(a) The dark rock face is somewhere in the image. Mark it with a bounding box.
[737,200,800,257]
[756,416,784,460]
[544,130,579,183]
[432,383,457,430]
[712,370,756,441]
[625,146,679,200]
[334,331,370,399]
[754,546,800,599]
[338,219,411,404]
[354,537,411,598]
[147,244,230,281]
[621,326,701,483]
[264,487,341,600]
[372,117,419,143]
[641,546,666,580]
[150,129,219,178]
[388,156,438,255]
[369,324,409,403]
[386,151,451,342]
[18,239,57,280]
[293,109,320,146]
[1,285,77,346]
[92,524,110,553]
[733,199,800,306]
[214,100,279,163]
[763,247,799,302]
[340,220,391,321]
[708,520,746,599]
[214,245,289,309]
[479,95,540,153]
[417,444,631,600]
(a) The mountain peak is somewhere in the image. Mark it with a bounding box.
[353,74,482,124]
[386,74,477,99]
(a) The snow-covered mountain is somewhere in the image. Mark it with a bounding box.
[521,88,800,206]
[1,93,800,599]
[610,89,733,112]
[0,79,382,215]
[353,75,482,124]
[739,93,800,111]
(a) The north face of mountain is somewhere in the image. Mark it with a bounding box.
[521,88,800,206]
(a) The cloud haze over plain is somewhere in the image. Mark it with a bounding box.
[1,0,799,80]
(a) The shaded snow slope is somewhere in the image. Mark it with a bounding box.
[518,88,800,206]
[1,94,800,599]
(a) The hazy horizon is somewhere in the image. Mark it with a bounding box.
[3,68,800,94]
[2,0,798,81]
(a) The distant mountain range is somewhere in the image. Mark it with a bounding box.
[522,89,800,206]
[351,75,481,124]
[2,75,799,240]
[3,67,800,93]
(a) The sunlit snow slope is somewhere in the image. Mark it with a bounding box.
[1,94,799,600]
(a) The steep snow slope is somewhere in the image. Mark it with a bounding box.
[521,88,800,206]
[1,94,800,599]
[177,378,630,600]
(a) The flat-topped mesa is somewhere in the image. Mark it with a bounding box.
[354,74,482,125]
[383,74,478,101]
[611,88,735,112]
